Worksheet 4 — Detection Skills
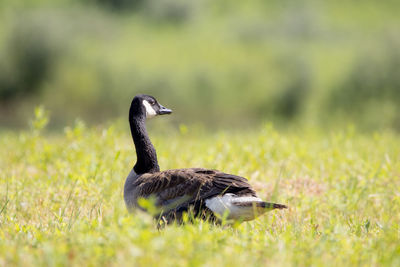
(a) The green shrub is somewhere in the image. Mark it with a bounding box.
[90,0,144,10]
[327,34,400,129]
[0,13,63,100]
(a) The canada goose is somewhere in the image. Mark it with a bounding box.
[124,94,287,223]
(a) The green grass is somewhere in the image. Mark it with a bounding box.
[1,113,400,266]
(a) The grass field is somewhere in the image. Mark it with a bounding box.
[1,112,400,266]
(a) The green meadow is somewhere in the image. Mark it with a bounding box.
[1,0,400,266]
[1,110,400,266]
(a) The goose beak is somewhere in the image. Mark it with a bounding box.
[158,105,172,115]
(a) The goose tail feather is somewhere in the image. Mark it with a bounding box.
[233,201,288,210]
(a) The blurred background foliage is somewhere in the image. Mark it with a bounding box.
[0,0,399,130]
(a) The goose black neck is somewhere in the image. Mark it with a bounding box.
[129,102,160,174]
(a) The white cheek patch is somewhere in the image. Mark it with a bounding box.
[142,100,157,118]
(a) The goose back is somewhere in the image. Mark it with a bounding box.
[124,168,258,220]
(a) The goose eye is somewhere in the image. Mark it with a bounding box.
[149,100,155,105]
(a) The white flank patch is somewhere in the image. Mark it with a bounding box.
[205,193,264,221]
[143,100,157,118]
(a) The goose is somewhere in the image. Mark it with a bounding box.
[124,94,287,223]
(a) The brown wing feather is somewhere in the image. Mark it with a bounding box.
[133,168,257,211]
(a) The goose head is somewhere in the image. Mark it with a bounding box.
[131,94,172,119]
